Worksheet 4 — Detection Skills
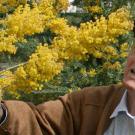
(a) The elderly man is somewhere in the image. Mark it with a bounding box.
[0,49,134,135]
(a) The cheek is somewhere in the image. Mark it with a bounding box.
[124,68,129,79]
[127,56,135,66]
[126,57,135,69]
[124,61,132,76]
[127,61,134,68]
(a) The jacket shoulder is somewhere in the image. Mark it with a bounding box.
[76,84,125,106]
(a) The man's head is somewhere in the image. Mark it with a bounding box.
[123,46,135,91]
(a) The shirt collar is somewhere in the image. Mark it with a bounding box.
[110,90,128,119]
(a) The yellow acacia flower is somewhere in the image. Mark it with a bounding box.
[78,8,133,57]
[0,1,55,53]
[38,0,69,14]
[0,71,15,90]
[120,42,129,52]
[68,88,72,93]
[108,8,133,37]
[103,61,121,70]
[1,7,133,93]
[120,52,128,58]
[87,6,103,14]
[103,46,118,59]
[0,0,28,13]
[0,30,16,54]
[113,62,121,69]
[119,42,129,58]
[80,68,87,75]
[8,44,64,92]
[93,51,103,58]
[5,4,47,40]
[89,69,97,77]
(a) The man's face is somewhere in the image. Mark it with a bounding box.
[123,52,135,91]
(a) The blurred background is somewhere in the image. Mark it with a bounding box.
[0,0,135,104]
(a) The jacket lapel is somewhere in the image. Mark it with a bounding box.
[96,85,125,135]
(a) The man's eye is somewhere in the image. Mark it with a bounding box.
[131,69,135,74]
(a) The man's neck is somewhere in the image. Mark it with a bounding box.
[127,90,135,116]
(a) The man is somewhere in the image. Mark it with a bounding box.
[0,49,134,135]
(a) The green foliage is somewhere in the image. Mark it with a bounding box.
[14,38,38,61]
[2,0,135,102]
[3,90,66,104]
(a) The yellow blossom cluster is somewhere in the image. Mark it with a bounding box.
[93,50,103,58]
[102,42,129,70]
[0,7,133,92]
[56,0,69,11]
[0,0,69,14]
[100,42,129,70]
[8,45,63,92]
[37,0,55,16]
[108,8,133,36]
[89,69,97,77]
[85,6,103,14]
[4,4,54,40]
[47,18,69,35]
[0,30,16,53]
[0,0,28,13]
[91,43,128,71]
[51,24,87,60]
[0,0,68,53]
[103,61,121,70]
[50,8,133,61]
[120,42,129,58]
[80,68,87,75]
[38,0,69,14]
[79,8,133,55]
[82,0,101,13]
[80,68,97,78]
[103,46,118,59]
[52,0,69,12]
[47,8,132,76]
[0,2,54,53]
[0,71,14,90]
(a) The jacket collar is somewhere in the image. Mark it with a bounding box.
[110,90,127,118]
[96,84,126,135]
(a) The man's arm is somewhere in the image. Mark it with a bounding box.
[0,90,83,135]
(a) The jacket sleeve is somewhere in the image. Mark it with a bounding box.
[0,90,83,135]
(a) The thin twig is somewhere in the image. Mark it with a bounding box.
[0,62,28,74]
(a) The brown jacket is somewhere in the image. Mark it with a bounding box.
[0,84,125,135]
